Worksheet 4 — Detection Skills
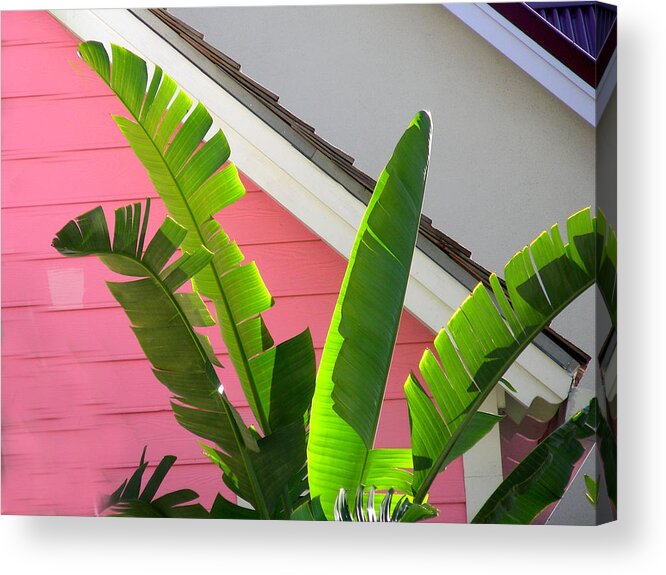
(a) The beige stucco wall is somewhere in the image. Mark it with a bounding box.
[171,4,596,265]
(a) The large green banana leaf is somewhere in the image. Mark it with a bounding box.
[471,398,613,524]
[407,208,617,503]
[77,42,315,438]
[53,202,304,518]
[307,111,432,518]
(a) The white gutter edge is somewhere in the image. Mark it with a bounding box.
[596,49,617,124]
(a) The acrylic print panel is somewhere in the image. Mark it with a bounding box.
[1,4,616,524]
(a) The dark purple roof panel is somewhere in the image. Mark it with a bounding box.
[490,2,617,87]
[527,2,617,57]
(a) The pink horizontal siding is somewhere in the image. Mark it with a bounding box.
[1,11,466,521]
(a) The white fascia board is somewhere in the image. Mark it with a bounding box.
[51,9,576,491]
[596,50,617,124]
[445,3,613,127]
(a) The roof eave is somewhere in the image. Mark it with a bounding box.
[445,2,616,126]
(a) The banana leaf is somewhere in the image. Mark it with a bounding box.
[53,201,303,518]
[77,41,315,438]
[597,401,617,507]
[406,208,617,503]
[101,448,210,518]
[307,111,432,518]
[584,474,600,507]
[102,448,259,519]
[471,398,615,524]
[290,497,327,521]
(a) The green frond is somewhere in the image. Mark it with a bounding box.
[53,202,305,518]
[78,41,315,439]
[307,111,432,519]
[407,208,617,503]
[101,448,209,518]
[471,398,615,524]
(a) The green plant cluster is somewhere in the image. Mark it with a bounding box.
[53,42,616,523]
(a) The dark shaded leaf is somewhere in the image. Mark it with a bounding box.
[472,398,611,524]
[101,450,207,519]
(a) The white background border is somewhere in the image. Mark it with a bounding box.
[1,0,662,573]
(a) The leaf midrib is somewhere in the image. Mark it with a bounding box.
[102,251,215,383]
[413,277,594,503]
[93,236,272,519]
[111,85,270,435]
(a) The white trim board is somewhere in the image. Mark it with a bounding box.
[445,3,615,126]
[50,8,581,508]
[462,388,504,521]
[596,49,617,125]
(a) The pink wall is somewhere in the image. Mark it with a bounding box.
[1,11,466,521]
